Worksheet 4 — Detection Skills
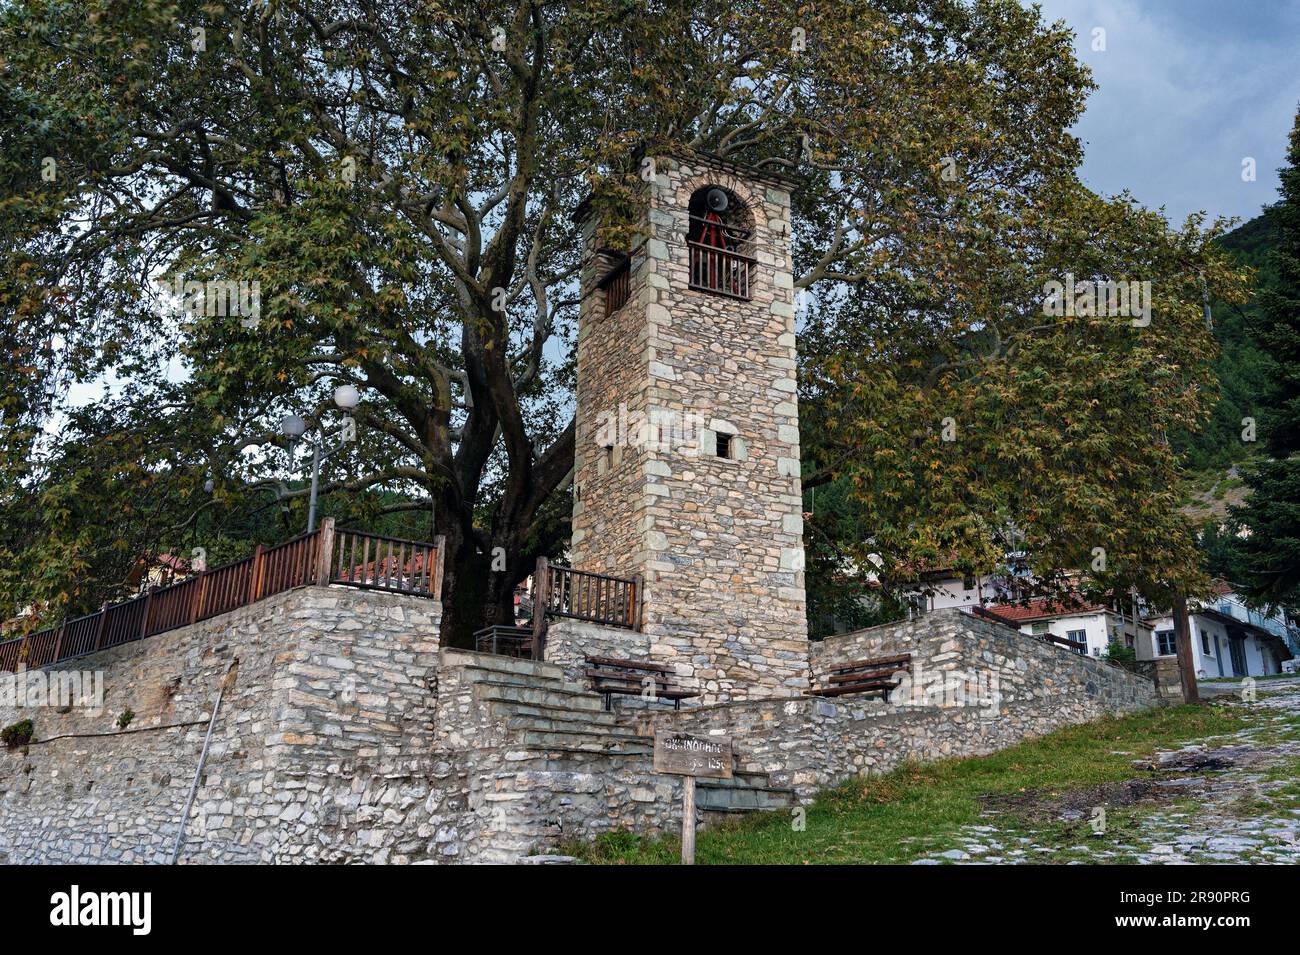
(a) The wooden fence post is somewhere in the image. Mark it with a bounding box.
[93,601,109,652]
[52,622,66,664]
[191,571,208,625]
[316,517,336,586]
[632,574,644,632]
[681,777,697,866]
[531,556,549,661]
[139,586,156,640]
[431,535,446,600]
[249,545,267,602]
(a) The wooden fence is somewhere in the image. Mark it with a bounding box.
[0,519,444,672]
[330,527,443,596]
[528,557,640,659]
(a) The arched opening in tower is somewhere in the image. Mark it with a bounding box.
[687,186,756,298]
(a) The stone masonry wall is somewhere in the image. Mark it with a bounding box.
[1154,658,1187,704]
[543,619,657,685]
[639,608,1162,802]
[569,152,809,702]
[2,598,1166,864]
[429,651,687,862]
[810,608,1161,715]
[0,586,441,864]
[0,601,686,865]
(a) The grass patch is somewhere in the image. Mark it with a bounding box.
[568,702,1256,865]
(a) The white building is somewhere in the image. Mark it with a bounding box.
[901,562,1149,659]
[915,573,1007,611]
[1141,584,1293,679]
[872,564,1295,681]
[1208,587,1300,657]
[975,599,1151,660]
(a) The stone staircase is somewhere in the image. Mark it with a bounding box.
[437,650,797,859]
[697,772,799,818]
[446,650,654,756]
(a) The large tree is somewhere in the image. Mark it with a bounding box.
[1226,107,1300,615]
[0,0,1244,641]
[800,178,1248,618]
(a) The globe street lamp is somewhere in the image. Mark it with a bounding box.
[279,387,360,533]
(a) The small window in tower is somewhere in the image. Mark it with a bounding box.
[715,432,733,459]
[688,187,755,300]
[599,255,630,317]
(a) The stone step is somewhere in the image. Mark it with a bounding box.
[517,729,653,754]
[477,677,613,704]
[495,750,650,771]
[474,679,609,713]
[441,650,567,683]
[696,782,797,813]
[495,701,622,725]
[503,712,627,735]
[696,771,777,790]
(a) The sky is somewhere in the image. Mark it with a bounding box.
[1032,0,1300,227]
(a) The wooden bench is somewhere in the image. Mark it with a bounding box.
[583,656,699,711]
[811,652,912,699]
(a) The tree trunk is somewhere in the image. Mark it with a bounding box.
[432,516,537,650]
[1172,593,1200,704]
[422,390,574,648]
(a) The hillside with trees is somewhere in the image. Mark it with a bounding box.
[1211,110,1300,614]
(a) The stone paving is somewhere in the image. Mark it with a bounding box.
[912,679,1300,865]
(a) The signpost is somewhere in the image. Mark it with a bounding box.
[653,732,732,865]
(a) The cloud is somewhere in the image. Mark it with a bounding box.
[1032,0,1300,225]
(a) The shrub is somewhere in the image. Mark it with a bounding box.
[116,708,135,730]
[1,719,34,749]
[1102,640,1137,665]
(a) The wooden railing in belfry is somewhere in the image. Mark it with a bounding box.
[688,242,755,300]
[0,518,446,672]
[529,557,642,660]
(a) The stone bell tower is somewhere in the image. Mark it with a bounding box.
[569,152,809,701]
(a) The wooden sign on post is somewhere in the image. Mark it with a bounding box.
[653,732,732,866]
[654,732,733,779]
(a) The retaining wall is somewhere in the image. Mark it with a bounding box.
[1,602,1165,863]
[0,586,441,863]
[641,609,1163,799]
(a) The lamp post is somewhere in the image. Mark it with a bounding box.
[280,384,360,533]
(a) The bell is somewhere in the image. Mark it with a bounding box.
[706,188,729,212]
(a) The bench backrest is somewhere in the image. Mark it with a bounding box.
[584,655,673,675]
[830,652,913,677]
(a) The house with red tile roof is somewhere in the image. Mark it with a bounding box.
[976,599,1151,660]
